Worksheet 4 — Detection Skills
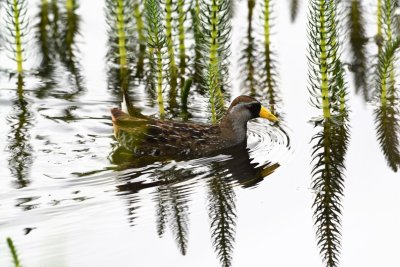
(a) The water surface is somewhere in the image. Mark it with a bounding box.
[0,1,399,267]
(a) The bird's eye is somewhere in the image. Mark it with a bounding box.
[247,103,261,117]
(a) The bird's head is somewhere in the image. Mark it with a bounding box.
[225,95,278,124]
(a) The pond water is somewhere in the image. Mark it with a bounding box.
[0,1,399,267]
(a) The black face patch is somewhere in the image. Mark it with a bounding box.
[247,102,261,118]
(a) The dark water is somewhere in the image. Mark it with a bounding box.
[0,1,399,267]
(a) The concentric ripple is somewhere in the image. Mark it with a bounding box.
[247,119,292,166]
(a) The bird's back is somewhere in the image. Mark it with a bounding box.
[111,109,225,157]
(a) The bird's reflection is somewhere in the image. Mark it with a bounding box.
[113,144,279,265]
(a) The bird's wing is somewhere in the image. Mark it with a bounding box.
[111,108,223,156]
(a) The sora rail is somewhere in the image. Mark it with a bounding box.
[111,95,278,158]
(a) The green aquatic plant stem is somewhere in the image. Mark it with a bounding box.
[384,0,392,41]
[380,0,395,107]
[37,0,51,67]
[195,0,200,30]
[318,0,331,119]
[177,0,186,79]
[116,0,128,73]
[209,0,219,75]
[192,0,204,85]
[348,0,368,99]
[134,2,145,43]
[262,0,278,114]
[12,0,24,74]
[133,0,146,77]
[165,0,178,89]
[7,238,21,267]
[381,71,388,107]
[328,0,338,62]
[208,0,225,123]
[65,0,78,62]
[66,0,74,11]
[374,37,400,171]
[307,1,350,266]
[384,0,395,106]
[377,0,382,49]
[51,0,60,46]
[40,0,50,27]
[264,0,270,46]
[242,0,256,96]
[145,0,166,116]
[157,48,165,115]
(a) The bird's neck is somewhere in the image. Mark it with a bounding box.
[220,116,248,145]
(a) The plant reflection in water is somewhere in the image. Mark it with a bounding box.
[112,143,280,267]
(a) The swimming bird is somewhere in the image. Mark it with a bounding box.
[111,95,278,158]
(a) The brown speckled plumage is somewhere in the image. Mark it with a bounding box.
[111,96,276,157]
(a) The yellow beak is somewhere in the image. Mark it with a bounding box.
[259,106,278,122]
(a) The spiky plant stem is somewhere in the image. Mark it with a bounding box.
[383,0,396,104]
[165,0,178,93]
[201,0,231,123]
[262,0,279,114]
[11,0,24,74]
[264,0,270,46]
[307,0,350,266]
[374,33,400,171]
[191,0,204,85]
[375,0,400,171]
[64,0,79,63]
[209,1,223,122]
[133,0,146,77]
[348,0,368,99]
[318,1,331,119]
[168,184,189,255]
[7,238,21,267]
[377,0,383,52]
[51,0,60,48]
[7,75,32,188]
[177,0,187,82]
[208,176,236,267]
[37,0,51,69]
[239,0,257,97]
[156,187,168,237]
[116,0,128,78]
[311,120,344,267]
[145,0,166,116]
[156,48,165,115]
